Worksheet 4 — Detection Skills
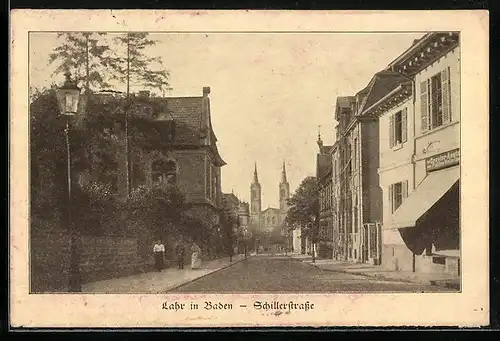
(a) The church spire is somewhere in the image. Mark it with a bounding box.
[253,162,259,184]
[317,125,324,150]
[281,161,288,183]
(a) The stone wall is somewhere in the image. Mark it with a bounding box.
[79,235,147,284]
[30,223,150,292]
[30,226,71,293]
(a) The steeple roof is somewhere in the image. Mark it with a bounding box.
[281,161,288,183]
[253,162,259,184]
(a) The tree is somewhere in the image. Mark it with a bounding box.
[102,32,171,197]
[48,32,111,91]
[285,176,320,260]
[220,206,237,261]
[104,33,171,96]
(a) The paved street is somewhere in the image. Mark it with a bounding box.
[170,255,454,293]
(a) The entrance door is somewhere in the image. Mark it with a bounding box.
[362,225,369,262]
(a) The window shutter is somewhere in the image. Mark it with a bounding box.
[388,185,394,213]
[420,80,429,133]
[402,108,408,143]
[389,114,395,148]
[441,67,451,123]
[402,180,408,199]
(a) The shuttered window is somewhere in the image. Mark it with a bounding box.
[389,109,407,148]
[401,108,408,142]
[389,180,408,213]
[420,80,429,133]
[441,66,452,124]
[420,67,452,133]
[389,115,394,147]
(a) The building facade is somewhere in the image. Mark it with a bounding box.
[331,70,408,264]
[372,32,461,275]
[316,133,334,259]
[112,86,226,231]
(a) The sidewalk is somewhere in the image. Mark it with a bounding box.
[288,253,460,289]
[82,254,248,293]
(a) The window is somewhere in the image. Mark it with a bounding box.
[420,67,452,133]
[389,109,407,148]
[272,216,275,225]
[152,159,177,185]
[353,206,358,233]
[165,160,177,185]
[389,181,408,213]
[432,256,446,265]
[353,138,357,169]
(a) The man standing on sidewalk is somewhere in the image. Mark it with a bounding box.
[175,240,185,270]
[153,240,165,272]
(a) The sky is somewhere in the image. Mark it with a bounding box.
[29,32,423,208]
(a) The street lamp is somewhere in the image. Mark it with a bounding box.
[56,71,82,292]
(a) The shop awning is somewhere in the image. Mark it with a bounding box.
[386,166,460,230]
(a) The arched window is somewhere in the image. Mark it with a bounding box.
[272,216,276,225]
[267,216,271,224]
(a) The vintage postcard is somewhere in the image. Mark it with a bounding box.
[10,10,489,328]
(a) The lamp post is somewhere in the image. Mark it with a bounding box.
[56,71,82,292]
[307,219,317,264]
[243,227,248,258]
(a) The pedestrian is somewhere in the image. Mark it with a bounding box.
[153,239,165,272]
[191,242,202,269]
[175,239,185,270]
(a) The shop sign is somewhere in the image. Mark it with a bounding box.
[426,148,460,172]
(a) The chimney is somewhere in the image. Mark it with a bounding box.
[203,86,211,97]
[139,90,150,98]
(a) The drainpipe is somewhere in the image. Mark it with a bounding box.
[410,73,417,272]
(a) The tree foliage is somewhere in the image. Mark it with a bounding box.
[103,33,171,95]
[48,32,111,90]
[285,176,319,238]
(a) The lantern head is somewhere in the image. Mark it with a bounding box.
[56,72,81,116]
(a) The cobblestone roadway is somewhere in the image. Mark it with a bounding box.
[170,255,453,293]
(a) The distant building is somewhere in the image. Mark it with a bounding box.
[222,192,240,218]
[316,132,334,259]
[249,162,290,249]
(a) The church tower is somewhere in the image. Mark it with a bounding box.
[279,161,290,213]
[250,162,262,229]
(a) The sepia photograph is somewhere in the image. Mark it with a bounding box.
[28,30,461,294]
[11,10,488,328]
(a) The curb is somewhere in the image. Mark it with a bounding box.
[288,256,442,286]
[163,255,250,292]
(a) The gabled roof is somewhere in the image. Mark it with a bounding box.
[155,95,226,166]
[363,81,413,117]
[334,96,356,121]
[357,71,410,116]
[262,207,280,214]
[164,96,203,146]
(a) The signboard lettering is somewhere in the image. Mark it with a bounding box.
[426,148,460,172]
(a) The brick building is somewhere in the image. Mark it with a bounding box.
[316,133,334,259]
[113,86,226,230]
[331,70,408,264]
